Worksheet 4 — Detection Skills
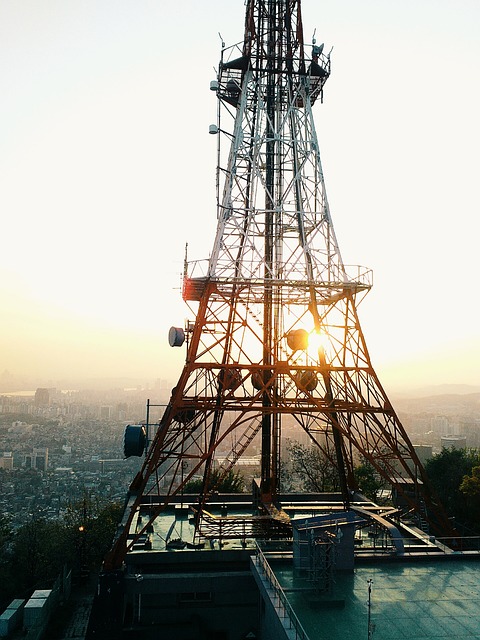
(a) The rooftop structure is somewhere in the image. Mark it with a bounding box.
[90,491,480,639]
[441,435,467,450]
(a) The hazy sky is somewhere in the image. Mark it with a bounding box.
[1,0,479,392]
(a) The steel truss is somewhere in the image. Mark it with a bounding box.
[104,0,455,571]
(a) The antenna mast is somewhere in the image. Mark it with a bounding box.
[104,0,456,572]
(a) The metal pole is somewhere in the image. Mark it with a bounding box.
[145,398,150,452]
[367,579,373,639]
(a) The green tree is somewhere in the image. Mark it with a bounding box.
[425,447,480,532]
[353,462,383,501]
[286,441,340,492]
[460,465,480,496]
[5,495,123,600]
[87,501,124,565]
[460,465,480,531]
[63,494,123,570]
[183,469,245,494]
[0,513,14,609]
[0,512,11,552]
[9,516,66,594]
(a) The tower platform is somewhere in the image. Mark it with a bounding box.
[89,492,477,639]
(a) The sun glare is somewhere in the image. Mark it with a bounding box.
[308,330,329,358]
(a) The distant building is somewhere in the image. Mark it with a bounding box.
[9,422,32,434]
[99,459,124,474]
[460,419,480,448]
[441,435,467,450]
[214,456,261,484]
[0,452,13,470]
[100,406,111,420]
[34,447,49,471]
[402,443,434,476]
[34,388,50,406]
[116,403,128,421]
[413,444,433,466]
[431,415,450,436]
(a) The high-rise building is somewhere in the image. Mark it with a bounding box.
[100,406,112,420]
[0,452,13,470]
[34,388,50,406]
[33,447,49,472]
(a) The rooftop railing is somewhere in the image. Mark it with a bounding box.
[253,542,310,640]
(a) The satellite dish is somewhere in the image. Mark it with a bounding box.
[169,326,185,347]
[124,424,146,458]
[313,42,324,58]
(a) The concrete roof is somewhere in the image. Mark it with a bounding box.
[275,559,480,639]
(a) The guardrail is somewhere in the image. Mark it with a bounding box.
[355,534,480,556]
[185,259,373,290]
[254,543,310,640]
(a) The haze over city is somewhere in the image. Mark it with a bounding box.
[1,0,479,394]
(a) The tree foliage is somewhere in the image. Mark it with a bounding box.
[460,466,480,497]
[425,447,480,533]
[183,468,245,494]
[353,462,383,501]
[0,494,123,607]
[285,442,386,501]
[9,516,66,593]
[285,441,340,492]
[62,495,124,570]
[459,465,480,530]
[0,512,11,552]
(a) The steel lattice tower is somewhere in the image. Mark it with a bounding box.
[105,0,454,571]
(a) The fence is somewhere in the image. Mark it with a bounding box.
[254,543,310,640]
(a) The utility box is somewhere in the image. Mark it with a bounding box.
[292,510,362,576]
[0,599,25,637]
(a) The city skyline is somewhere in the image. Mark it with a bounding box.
[1,0,479,392]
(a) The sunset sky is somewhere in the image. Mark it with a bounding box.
[1,0,479,393]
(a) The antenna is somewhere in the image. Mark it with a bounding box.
[103,0,458,575]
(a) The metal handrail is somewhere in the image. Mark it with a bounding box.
[254,543,310,640]
[355,534,480,556]
[185,258,372,290]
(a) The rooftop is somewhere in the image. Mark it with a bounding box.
[273,558,480,639]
